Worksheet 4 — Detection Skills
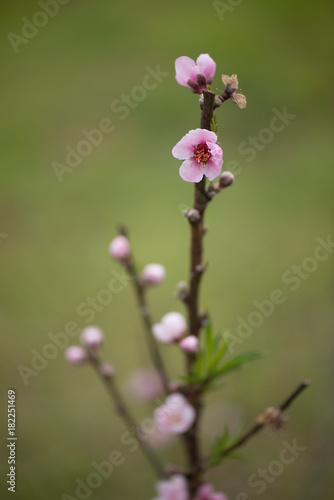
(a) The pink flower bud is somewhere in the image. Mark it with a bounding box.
[153,475,189,500]
[195,484,228,500]
[126,368,163,402]
[152,312,187,344]
[175,54,216,94]
[64,346,87,365]
[99,362,114,377]
[80,326,104,350]
[109,235,130,260]
[141,264,165,286]
[180,335,199,353]
[154,393,195,435]
[219,171,235,188]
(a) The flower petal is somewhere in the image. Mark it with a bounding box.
[179,159,204,183]
[172,134,196,160]
[175,56,196,86]
[205,154,223,181]
[196,54,216,82]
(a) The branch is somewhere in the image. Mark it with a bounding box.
[89,353,166,478]
[119,226,169,393]
[211,379,310,464]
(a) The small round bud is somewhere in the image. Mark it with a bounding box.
[80,326,104,350]
[141,264,165,286]
[180,335,199,353]
[187,209,200,223]
[65,346,87,365]
[99,362,115,378]
[174,281,189,301]
[109,235,130,260]
[219,171,235,188]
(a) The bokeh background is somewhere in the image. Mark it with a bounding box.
[1,0,334,499]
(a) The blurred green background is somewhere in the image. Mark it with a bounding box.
[1,0,334,499]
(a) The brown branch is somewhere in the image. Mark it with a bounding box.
[183,90,216,497]
[89,353,166,478]
[119,226,169,394]
[211,379,310,464]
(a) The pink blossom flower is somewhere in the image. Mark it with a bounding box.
[141,264,166,286]
[127,368,163,402]
[152,312,187,344]
[175,54,216,94]
[80,326,104,350]
[64,346,87,365]
[195,484,228,500]
[179,335,199,353]
[172,129,223,183]
[154,393,195,434]
[153,475,189,500]
[109,235,130,260]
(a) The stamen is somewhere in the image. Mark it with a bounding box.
[192,143,211,170]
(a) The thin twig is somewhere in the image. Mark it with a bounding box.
[212,379,311,463]
[183,90,216,496]
[89,354,166,478]
[119,226,169,393]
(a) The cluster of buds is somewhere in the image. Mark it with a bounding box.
[152,311,199,353]
[257,406,289,430]
[153,475,227,500]
[65,326,114,377]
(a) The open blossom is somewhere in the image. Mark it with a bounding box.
[80,326,104,350]
[180,335,199,353]
[141,264,166,286]
[154,393,195,435]
[64,346,87,365]
[126,367,163,402]
[172,129,223,183]
[222,74,246,109]
[175,54,216,94]
[153,475,189,500]
[152,312,187,344]
[195,484,228,500]
[109,235,130,260]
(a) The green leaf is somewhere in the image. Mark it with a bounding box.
[214,351,262,378]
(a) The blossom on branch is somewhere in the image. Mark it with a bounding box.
[195,484,228,500]
[153,474,189,500]
[109,235,130,261]
[172,128,223,183]
[152,312,187,344]
[175,54,216,94]
[154,393,195,434]
[141,263,166,286]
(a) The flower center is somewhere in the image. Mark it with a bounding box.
[192,143,211,169]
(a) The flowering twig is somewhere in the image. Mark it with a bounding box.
[208,379,310,466]
[89,352,166,478]
[119,226,170,393]
[182,89,217,496]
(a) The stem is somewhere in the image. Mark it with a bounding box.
[183,90,216,497]
[212,380,310,463]
[119,226,170,394]
[90,354,166,478]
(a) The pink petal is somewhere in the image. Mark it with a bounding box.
[179,159,204,183]
[175,56,196,86]
[205,157,223,181]
[172,135,196,160]
[196,54,216,82]
[188,128,217,146]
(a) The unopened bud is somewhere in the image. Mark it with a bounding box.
[219,171,235,188]
[141,264,166,286]
[109,235,130,261]
[180,335,199,353]
[174,281,189,301]
[80,326,104,350]
[257,406,288,430]
[99,362,115,377]
[65,346,87,365]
